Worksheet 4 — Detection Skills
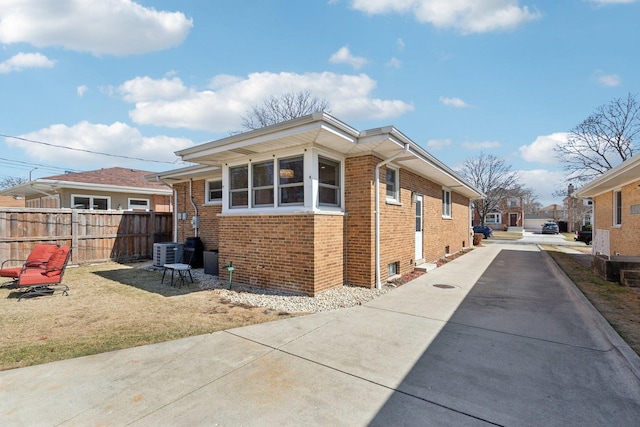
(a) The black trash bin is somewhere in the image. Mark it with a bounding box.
[184,237,204,268]
[203,250,219,276]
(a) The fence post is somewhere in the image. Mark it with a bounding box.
[71,209,79,264]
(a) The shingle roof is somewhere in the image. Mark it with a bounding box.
[43,167,167,190]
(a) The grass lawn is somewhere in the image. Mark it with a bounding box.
[544,246,640,355]
[0,262,295,371]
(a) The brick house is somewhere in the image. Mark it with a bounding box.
[152,113,483,296]
[0,167,172,212]
[472,195,524,231]
[575,154,640,256]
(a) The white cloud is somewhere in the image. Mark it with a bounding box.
[587,0,638,5]
[120,72,414,132]
[594,71,621,87]
[439,96,472,108]
[462,141,502,149]
[118,76,190,102]
[77,85,88,97]
[425,138,452,150]
[396,38,406,51]
[519,132,568,165]
[349,0,540,34]
[0,52,54,73]
[0,0,192,56]
[6,121,194,170]
[386,57,402,68]
[329,46,369,69]
[518,168,568,206]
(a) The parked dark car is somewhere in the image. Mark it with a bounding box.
[541,222,559,234]
[574,230,592,245]
[473,225,493,239]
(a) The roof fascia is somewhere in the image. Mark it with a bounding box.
[575,154,640,198]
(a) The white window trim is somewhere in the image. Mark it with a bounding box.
[71,194,111,210]
[485,212,502,224]
[127,198,150,211]
[442,187,452,218]
[205,179,223,205]
[385,165,400,203]
[613,189,622,227]
[221,148,344,215]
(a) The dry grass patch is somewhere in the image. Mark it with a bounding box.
[0,262,295,371]
[544,246,640,355]
[490,231,523,241]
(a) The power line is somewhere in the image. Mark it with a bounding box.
[0,157,81,174]
[1,133,183,165]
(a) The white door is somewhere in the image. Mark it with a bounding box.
[415,195,423,261]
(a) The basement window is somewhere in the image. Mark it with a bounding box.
[387,261,399,277]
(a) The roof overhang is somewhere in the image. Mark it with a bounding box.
[0,179,172,197]
[147,164,222,184]
[574,154,640,198]
[153,112,484,200]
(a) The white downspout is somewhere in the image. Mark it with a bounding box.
[375,143,410,289]
[189,179,199,237]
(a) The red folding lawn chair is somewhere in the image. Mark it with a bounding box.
[0,243,60,282]
[14,246,72,301]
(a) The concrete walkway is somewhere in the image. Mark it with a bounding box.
[2,244,639,426]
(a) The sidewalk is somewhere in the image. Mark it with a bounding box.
[1,243,639,426]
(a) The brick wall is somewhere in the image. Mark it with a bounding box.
[345,156,471,287]
[345,156,375,287]
[218,213,344,296]
[174,180,220,252]
[594,180,640,256]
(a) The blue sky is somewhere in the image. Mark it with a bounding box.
[1,0,638,206]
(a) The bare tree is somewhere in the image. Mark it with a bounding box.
[0,176,27,190]
[241,91,330,130]
[458,153,522,225]
[554,92,640,183]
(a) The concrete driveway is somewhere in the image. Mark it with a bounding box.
[1,243,639,426]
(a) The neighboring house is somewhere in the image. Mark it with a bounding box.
[564,184,593,232]
[151,112,484,296]
[0,195,25,208]
[575,154,640,257]
[473,195,524,231]
[536,204,566,223]
[0,167,172,212]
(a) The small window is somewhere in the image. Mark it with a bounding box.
[614,190,622,226]
[128,198,150,211]
[279,156,304,205]
[229,165,249,208]
[387,262,399,277]
[72,195,110,210]
[318,157,340,206]
[442,188,452,218]
[386,167,398,201]
[253,161,274,207]
[485,213,501,224]
[206,180,222,203]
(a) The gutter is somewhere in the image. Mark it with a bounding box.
[374,143,410,289]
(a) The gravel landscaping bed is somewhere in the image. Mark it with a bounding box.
[145,263,396,313]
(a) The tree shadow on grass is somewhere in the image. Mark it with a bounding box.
[92,267,202,297]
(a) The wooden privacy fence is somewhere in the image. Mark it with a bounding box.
[0,208,172,265]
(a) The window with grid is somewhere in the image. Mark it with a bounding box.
[386,167,398,201]
[253,161,274,207]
